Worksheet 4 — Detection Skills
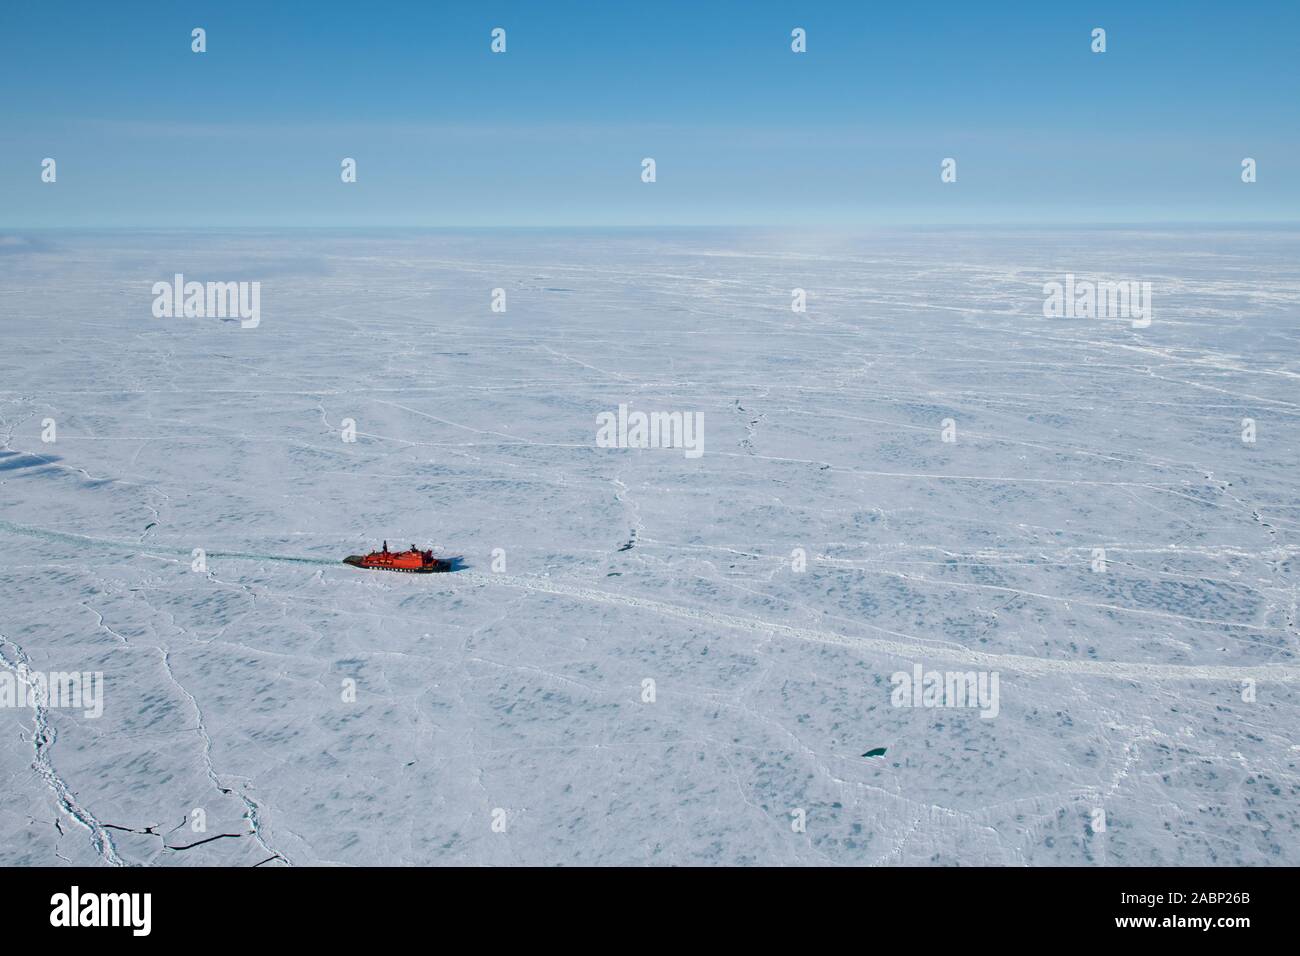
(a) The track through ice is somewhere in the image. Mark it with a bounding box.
[456,571,1300,684]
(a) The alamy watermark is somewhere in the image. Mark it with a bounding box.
[0,666,104,718]
[50,886,150,936]
[152,274,261,328]
[1043,273,1151,328]
[890,663,999,719]
[596,403,704,459]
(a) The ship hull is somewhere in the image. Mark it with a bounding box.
[343,555,453,573]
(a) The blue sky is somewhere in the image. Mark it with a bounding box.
[2,0,1296,226]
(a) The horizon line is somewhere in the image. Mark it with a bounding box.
[6,221,1300,232]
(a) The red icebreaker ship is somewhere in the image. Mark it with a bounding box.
[343,541,453,574]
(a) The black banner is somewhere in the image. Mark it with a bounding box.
[1,866,1280,942]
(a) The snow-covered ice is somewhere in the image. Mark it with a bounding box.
[1,228,1297,865]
